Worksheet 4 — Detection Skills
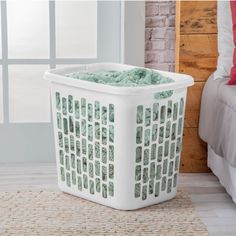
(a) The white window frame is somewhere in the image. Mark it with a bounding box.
[121,1,145,67]
[0,0,145,163]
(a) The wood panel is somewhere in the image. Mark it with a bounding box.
[185,82,205,128]
[176,1,217,172]
[175,1,181,72]
[179,34,218,82]
[180,1,217,34]
[180,128,208,173]
[179,57,217,82]
[179,34,218,61]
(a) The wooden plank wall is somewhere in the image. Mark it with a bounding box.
[175,1,218,172]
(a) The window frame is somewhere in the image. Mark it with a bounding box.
[1,0,123,124]
[0,0,145,163]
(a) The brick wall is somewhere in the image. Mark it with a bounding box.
[145,1,175,72]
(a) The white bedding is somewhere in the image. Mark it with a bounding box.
[208,145,236,203]
[199,74,236,203]
[199,74,236,167]
[199,0,236,203]
[214,0,234,79]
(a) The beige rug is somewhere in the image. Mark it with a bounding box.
[0,189,209,236]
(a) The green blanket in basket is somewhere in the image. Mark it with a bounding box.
[67,67,174,87]
[67,68,174,161]
[67,67,174,100]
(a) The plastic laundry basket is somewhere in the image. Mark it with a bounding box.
[45,63,194,210]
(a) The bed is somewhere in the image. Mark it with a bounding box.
[199,0,236,203]
[199,73,236,203]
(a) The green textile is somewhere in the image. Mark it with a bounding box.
[154,91,173,99]
[66,68,175,162]
[66,68,174,88]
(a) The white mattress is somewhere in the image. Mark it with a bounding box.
[208,145,236,203]
[200,75,236,203]
[199,74,236,167]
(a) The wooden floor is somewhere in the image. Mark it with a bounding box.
[1,163,236,236]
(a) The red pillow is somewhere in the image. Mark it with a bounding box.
[229,0,236,85]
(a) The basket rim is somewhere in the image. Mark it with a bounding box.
[44,63,194,96]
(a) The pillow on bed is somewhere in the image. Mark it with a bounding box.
[214,0,234,80]
[229,0,236,85]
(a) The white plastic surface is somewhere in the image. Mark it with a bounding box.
[45,63,193,210]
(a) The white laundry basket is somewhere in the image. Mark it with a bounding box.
[45,63,194,210]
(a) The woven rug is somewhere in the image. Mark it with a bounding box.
[0,189,209,236]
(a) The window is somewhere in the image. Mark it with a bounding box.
[9,65,50,122]
[7,1,49,58]
[0,0,97,123]
[55,1,97,58]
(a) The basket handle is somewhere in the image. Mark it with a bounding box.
[154,90,173,100]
